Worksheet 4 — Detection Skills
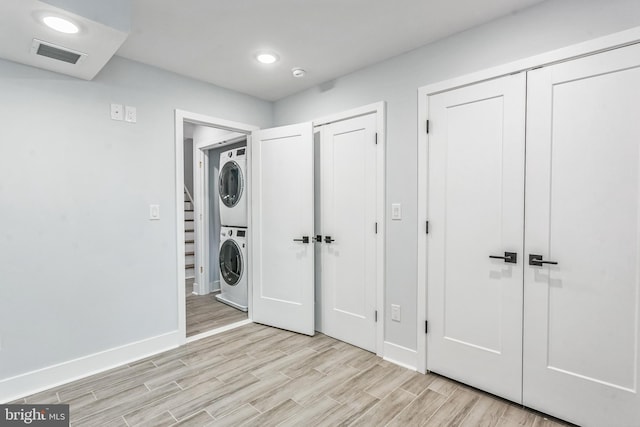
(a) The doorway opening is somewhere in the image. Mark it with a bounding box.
[175,110,257,343]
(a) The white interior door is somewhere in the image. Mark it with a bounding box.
[524,43,640,427]
[317,113,378,352]
[251,123,315,336]
[427,73,526,402]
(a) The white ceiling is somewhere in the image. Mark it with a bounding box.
[117,0,545,101]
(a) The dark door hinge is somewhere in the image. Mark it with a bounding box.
[375,222,378,234]
[426,221,429,234]
[375,133,378,145]
[425,320,428,334]
[426,120,430,134]
[375,310,378,322]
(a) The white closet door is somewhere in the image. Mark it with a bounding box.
[524,43,640,427]
[318,113,378,352]
[251,123,315,336]
[427,73,526,402]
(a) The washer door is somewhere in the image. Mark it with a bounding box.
[219,239,242,286]
[219,161,243,208]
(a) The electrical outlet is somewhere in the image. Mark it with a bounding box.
[110,103,123,121]
[149,204,160,220]
[391,203,402,220]
[125,105,137,123]
[391,304,401,322]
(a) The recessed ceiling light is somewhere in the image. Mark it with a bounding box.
[256,53,279,64]
[292,68,306,78]
[43,16,79,34]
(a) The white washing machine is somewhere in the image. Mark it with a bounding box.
[219,147,247,227]
[216,226,248,311]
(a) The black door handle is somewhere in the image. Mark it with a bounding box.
[293,236,309,244]
[529,254,558,266]
[324,236,335,243]
[489,251,517,264]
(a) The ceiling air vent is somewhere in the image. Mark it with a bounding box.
[31,39,87,65]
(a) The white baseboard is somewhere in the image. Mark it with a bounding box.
[383,341,418,371]
[0,331,181,403]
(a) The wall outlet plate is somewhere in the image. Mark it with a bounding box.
[149,204,160,220]
[391,304,401,322]
[110,103,123,121]
[125,105,137,123]
[391,203,402,220]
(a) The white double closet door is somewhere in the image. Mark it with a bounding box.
[427,42,640,426]
[316,114,378,352]
[251,114,379,353]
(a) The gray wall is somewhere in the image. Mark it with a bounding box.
[273,0,640,351]
[0,55,271,380]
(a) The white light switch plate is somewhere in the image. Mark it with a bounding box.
[125,106,137,123]
[391,203,402,220]
[391,304,401,322]
[110,103,123,121]
[149,204,160,220]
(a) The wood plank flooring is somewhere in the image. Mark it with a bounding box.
[186,279,247,337]
[14,324,572,426]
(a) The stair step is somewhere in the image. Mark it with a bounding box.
[185,252,195,256]
[185,240,195,244]
[185,219,194,222]
[185,264,195,269]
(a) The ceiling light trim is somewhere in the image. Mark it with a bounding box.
[43,16,79,34]
[256,52,279,64]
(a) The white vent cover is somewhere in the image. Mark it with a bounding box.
[31,39,87,65]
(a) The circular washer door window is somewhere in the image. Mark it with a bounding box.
[219,161,243,208]
[219,240,242,286]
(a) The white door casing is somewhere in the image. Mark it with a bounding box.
[318,113,378,352]
[426,73,526,402]
[523,43,640,427]
[251,122,315,336]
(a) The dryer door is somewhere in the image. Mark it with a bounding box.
[219,160,243,208]
[219,239,242,286]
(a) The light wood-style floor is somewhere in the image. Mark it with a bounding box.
[186,279,248,337]
[12,323,571,426]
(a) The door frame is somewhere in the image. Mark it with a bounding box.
[174,109,258,343]
[313,101,386,356]
[416,27,640,374]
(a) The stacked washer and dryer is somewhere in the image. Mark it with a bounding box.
[216,147,248,312]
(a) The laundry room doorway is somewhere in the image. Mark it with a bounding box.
[175,110,257,342]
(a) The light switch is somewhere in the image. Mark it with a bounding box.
[125,106,137,123]
[391,304,401,322]
[110,103,123,121]
[391,203,402,220]
[149,204,160,220]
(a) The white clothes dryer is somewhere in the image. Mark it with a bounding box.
[219,147,247,227]
[216,226,248,312]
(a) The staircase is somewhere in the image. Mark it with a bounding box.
[184,189,195,279]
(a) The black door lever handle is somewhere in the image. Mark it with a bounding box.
[529,254,558,266]
[293,236,309,244]
[489,252,517,264]
[324,236,335,243]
